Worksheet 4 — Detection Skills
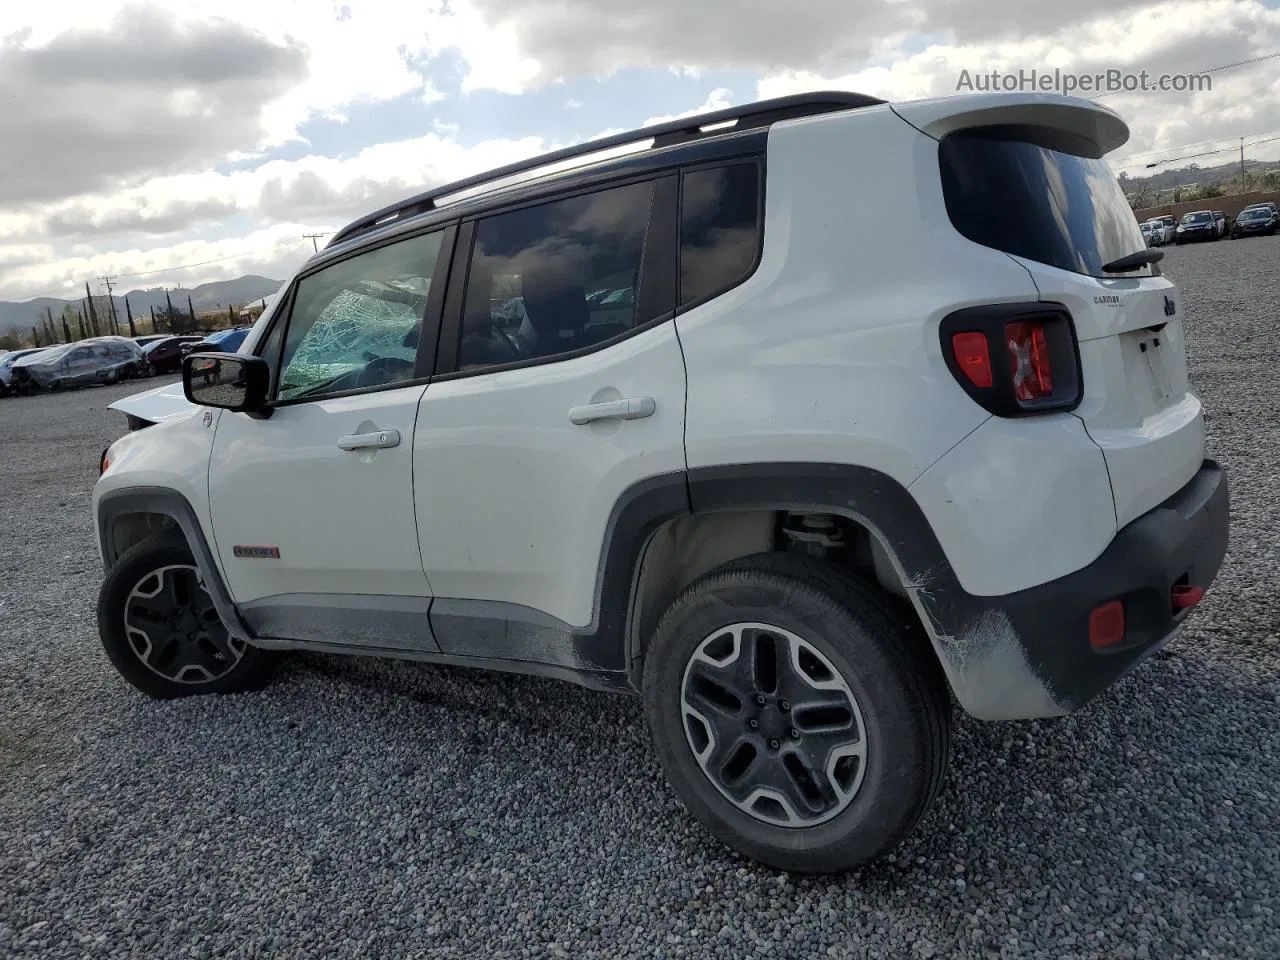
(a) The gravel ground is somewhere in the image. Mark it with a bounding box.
[2,238,1279,959]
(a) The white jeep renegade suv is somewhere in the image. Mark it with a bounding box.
[94,90,1229,874]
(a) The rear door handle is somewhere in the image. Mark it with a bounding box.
[337,429,401,451]
[568,396,656,425]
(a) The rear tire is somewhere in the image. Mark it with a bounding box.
[98,534,277,699]
[642,552,951,874]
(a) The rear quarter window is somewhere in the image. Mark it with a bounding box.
[679,161,762,308]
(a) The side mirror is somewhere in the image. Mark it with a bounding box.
[182,353,271,416]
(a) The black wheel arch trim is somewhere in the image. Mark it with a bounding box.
[96,487,255,641]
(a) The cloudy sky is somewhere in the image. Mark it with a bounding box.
[0,0,1277,303]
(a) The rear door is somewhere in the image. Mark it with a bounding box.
[934,122,1203,526]
[412,176,688,665]
[205,226,455,649]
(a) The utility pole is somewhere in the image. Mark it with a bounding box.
[1241,137,1247,191]
[98,275,121,333]
[303,233,326,252]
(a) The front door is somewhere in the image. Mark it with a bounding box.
[207,226,453,651]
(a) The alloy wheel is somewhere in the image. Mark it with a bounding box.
[123,564,245,684]
[680,622,868,827]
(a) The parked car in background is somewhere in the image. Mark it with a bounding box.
[8,338,145,394]
[1139,221,1156,247]
[1156,215,1177,242]
[1241,200,1279,219]
[141,335,206,375]
[180,326,253,356]
[132,334,170,348]
[0,347,51,396]
[1176,210,1219,244]
[1144,218,1171,245]
[1231,205,1279,239]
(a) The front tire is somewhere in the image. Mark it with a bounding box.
[642,553,951,874]
[98,535,276,699]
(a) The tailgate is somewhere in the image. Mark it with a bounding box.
[1019,264,1203,527]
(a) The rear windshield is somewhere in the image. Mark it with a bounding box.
[938,127,1151,277]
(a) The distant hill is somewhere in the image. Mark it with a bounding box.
[1118,157,1280,204]
[1,275,283,335]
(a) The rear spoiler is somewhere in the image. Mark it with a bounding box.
[890,92,1129,158]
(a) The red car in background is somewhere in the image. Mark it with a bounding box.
[141,336,207,375]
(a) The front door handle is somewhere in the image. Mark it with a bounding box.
[568,396,656,425]
[337,429,401,451]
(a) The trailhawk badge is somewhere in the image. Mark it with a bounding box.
[233,545,281,559]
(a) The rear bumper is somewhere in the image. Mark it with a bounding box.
[926,460,1228,719]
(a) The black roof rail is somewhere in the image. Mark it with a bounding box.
[324,90,884,249]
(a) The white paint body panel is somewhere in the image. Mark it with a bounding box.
[106,379,193,424]
[413,322,687,627]
[207,385,431,603]
[93,406,223,567]
[907,414,1116,596]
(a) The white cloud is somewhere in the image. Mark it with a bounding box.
[756,0,1280,176]
[644,88,735,126]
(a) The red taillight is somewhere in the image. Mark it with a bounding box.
[941,304,1080,417]
[1088,600,1126,650]
[1005,320,1053,401]
[950,332,992,388]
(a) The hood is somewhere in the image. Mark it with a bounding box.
[107,378,195,424]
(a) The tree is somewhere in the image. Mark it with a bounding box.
[154,303,199,335]
[187,294,198,329]
[124,296,137,337]
[0,334,20,351]
[85,282,101,335]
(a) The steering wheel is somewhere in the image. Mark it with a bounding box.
[357,355,415,389]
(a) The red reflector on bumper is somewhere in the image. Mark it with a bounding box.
[1089,600,1126,650]
[1171,584,1204,610]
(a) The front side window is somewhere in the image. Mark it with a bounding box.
[939,127,1151,277]
[458,180,656,371]
[679,161,762,307]
[275,230,444,402]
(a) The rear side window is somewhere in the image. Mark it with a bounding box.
[458,180,657,371]
[938,128,1150,278]
[679,162,761,308]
